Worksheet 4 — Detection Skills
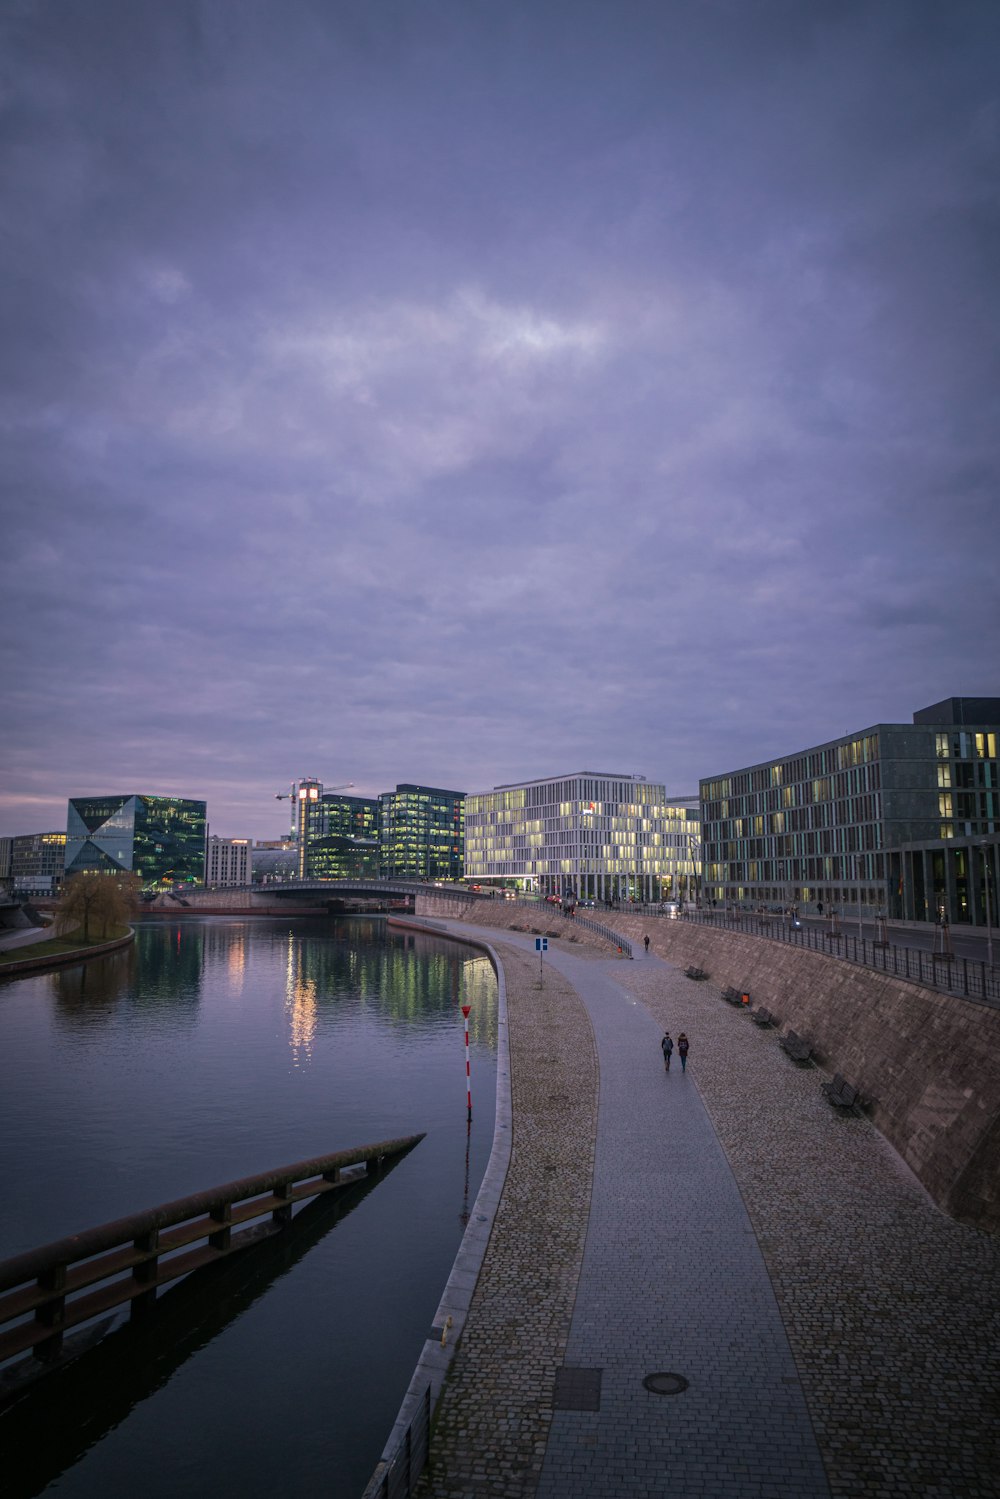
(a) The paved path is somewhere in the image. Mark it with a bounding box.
[0,925,50,953]
[419,922,1000,1499]
[535,949,828,1499]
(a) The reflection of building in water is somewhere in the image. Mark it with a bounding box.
[284,934,318,1062]
[226,934,246,990]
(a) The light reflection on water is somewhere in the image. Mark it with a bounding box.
[0,915,498,1498]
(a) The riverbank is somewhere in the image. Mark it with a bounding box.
[0,926,134,977]
[402,919,1000,1499]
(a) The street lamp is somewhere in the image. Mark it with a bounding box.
[982,840,995,971]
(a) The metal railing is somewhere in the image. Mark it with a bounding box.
[361,1383,432,1499]
[0,1135,424,1374]
[571,915,634,958]
[681,911,999,1007]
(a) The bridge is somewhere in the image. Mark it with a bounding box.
[145,880,484,916]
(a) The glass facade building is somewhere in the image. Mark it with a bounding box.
[65,796,207,889]
[378,785,465,882]
[306,794,381,880]
[464,772,700,904]
[700,698,1000,926]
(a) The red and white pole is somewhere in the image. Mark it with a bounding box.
[461,1003,472,1121]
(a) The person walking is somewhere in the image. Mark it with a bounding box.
[661,1032,673,1071]
[677,1033,690,1072]
[643,934,650,954]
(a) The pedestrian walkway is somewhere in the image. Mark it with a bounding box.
[419,922,1000,1499]
[0,925,50,953]
[535,950,829,1499]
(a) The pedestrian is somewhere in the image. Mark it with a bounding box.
[677,1032,690,1072]
[661,1032,673,1071]
[643,934,650,953]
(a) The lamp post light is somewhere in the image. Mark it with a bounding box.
[982,840,995,972]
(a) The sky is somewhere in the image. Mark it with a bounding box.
[2,0,998,841]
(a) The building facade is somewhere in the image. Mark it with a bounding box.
[306,793,381,880]
[65,796,207,889]
[11,832,67,896]
[204,836,253,888]
[0,837,12,893]
[700,697,1000,927]
[379,785,465,882]
[464,772,701,904]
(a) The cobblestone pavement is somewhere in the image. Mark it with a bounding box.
[535,950,829,1499]
[419,938,599,1498]
[420,926,1000,1498]
[619,952,1000,1499]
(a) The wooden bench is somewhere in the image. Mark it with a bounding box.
[720,986,751,1006]
[750,1006,777,1027]
[684,966,709,981]
[779,1029,814,1065]
[822,1074,870,1112]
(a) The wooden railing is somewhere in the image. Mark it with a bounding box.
[0,1135,423,1372]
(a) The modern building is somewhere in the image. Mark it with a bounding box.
[464,772,701,904]
[279,778,326,879]
[251,840,298,884]
[204,836,253,888]
[11,832,67,896]
[700,697,1000,927]
[64,795,207,889]
[379,784,465,882]
[306,792,381,880]
[0,837,12,893]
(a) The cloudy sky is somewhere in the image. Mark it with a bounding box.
[2,0,998,840]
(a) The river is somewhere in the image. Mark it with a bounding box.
[0,915,498,1497]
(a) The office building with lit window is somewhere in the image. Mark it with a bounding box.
[464,772,700,904]
[699,697,1000,927]
[11,832,67,896]
[204,836,253,888]
[307,793,381,880]
[64,796,207,889]
[379,785,464,881]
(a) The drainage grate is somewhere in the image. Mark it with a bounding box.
[643,1372,689,1396]
[553,1366,603,1411]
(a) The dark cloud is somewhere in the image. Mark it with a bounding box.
[2,0,998,836]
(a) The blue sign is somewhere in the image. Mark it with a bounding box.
[535,937,548,951]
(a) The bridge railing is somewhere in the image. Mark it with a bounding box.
[681,911,999,1007]
[0,1135,424,1374]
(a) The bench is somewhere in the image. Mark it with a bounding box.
[779,1029,814,1065]
[822,1074,870,1112]
[750,1006,777,1027]
[684,966,709,981]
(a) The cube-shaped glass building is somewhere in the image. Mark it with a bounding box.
[65,795,207,888]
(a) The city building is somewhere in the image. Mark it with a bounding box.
[464,772,701,904]
[379,784,465,882]
[11,831,67,897]
[700,697,1000,927]
[204,835,253,888]
[278,778,325,879]
[306,792,381,880]
[64,795,207,889]
[251,840,297,884]
[0,837,11,893]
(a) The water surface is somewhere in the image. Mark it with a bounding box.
[0,915,498,1497]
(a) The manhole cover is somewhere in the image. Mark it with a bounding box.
[643,1372,688,1396]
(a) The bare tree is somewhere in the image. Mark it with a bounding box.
[55,873,140,942]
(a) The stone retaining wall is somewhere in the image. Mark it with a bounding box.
[609,914,1000,1234]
